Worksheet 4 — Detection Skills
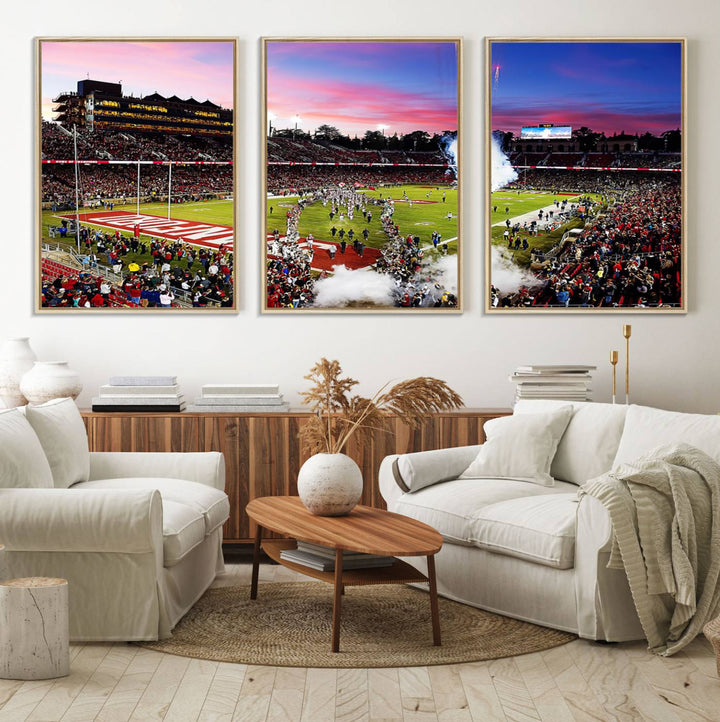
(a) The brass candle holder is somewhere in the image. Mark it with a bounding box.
[623,324,632,404]
[610,350,619,405]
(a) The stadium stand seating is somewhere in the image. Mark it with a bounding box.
[545,153,584,167]
[583,153,615,167]
[41,258,130,308]
[42,121,231,162]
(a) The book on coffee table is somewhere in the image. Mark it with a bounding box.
[296,540,391,562]
[280,546,395,572]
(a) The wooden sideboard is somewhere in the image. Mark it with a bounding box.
[81,408,510,543]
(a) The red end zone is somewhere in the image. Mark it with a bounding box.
[267,235,381,272]
[60,211,233,250]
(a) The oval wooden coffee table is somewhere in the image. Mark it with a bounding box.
[246,496,443,653]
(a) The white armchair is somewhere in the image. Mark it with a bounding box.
[0,399,229,641]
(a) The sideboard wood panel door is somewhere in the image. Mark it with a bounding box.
[201,416,248,541]
[82,409,509,543]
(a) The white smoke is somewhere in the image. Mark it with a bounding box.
[313,266,396,308]
[413,254,458,299]
[438,132,458,180]
[490,245,540,294]
[431,254,458,294]
[489,135,538,297]
[312,255,458,309]
[490,133,518,192]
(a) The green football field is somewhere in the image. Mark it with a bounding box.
[490,189,600,266]
[266,184,458,256]
[41,198,234,273]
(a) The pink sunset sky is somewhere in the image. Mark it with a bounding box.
[41,40,234,122]
[266,41,458,137]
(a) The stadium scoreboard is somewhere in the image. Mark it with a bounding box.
[520,125,572,140]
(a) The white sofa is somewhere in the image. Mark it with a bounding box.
[379,400,720,641]
[0,398,229,642]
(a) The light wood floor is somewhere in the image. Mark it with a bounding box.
[0,562,718,721]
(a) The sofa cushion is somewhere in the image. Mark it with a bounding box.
[471,494,578,569]
[613,404,720,468]
[514,400,627,485]
[460,407,573,486]
[73,477,229,535]
[162,500,207,566]
[0,408,54,488]
[392,477,578,552]
[25,398,90,489]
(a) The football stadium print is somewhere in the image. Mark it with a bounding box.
[487,39,684,312]
[38,39,236,311]
[263,39,461,311]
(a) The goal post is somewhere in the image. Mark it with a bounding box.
[41,159,234,222]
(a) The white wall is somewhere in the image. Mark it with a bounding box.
[3,0,719,413]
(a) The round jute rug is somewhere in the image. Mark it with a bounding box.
[139,583,576,668]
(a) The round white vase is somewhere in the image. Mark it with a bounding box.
[297,453,363,516]
[20,362,83,406]
[0,338,37,407]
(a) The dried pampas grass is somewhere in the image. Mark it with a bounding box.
[299,358,463,454]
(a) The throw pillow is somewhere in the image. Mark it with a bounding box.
[612,404,720,468]
[0,408,54,488]
[513,400,628,484]
[25,398,90,489]
[392,445,484,493]
[459,406,573,486]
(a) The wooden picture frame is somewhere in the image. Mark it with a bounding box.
[36,37,237,312]
[485,38,686,312]
[262,37,462,313]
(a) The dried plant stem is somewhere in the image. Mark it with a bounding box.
[332,384,390,453]
[298,358,463,456]
[325,394,331,453]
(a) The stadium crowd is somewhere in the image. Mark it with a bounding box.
[492,175,682,308]
[375,199,456,307]
[267,138,447,165]
[265,196,322,308]
[43,164,232,207]
[507,149,681,170]
[42,226,233,308]
[505,168,676,196]
[42,121,232,162]
[267,165,449,196]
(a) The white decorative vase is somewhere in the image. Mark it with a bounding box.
[20,362,83,406]
[0,338,37,407]
[297,453,363,516]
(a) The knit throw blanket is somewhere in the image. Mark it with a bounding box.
[580,443,720,656]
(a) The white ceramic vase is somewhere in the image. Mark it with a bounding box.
[297,453,363,516]
[20,362,83,406]
[0,338,37,408]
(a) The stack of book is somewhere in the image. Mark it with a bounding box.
[92,376,184,412]
[510,365,596,402]
[189,384,289,413]
[280,541,395,572]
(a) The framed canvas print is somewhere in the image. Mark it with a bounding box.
[486,38,685,312]
[262,38,461,312]
[37,38,237,311]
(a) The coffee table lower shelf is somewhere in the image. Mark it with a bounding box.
[263,539,430,586]
[246,498,443,653]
